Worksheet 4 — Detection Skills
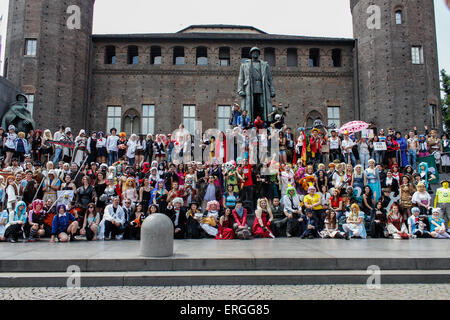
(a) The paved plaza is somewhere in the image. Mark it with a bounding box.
[1,238,449,262]
[0,284,448,300]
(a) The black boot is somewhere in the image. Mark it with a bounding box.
[335,233,344,239]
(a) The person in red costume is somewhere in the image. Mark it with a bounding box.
[386,134,400,167]
[252,198,275,238]
[215,207,235,240]
[232,200,251,240]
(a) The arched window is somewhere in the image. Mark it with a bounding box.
[287,48,298,67]
[196,47,208,65]
[173,46,185,65]
[306,110,323,128]
[127,46,139,64]
[395,10,403,24]
[123,109,140,136]
[265,47,276,66]
[150,46,162,65]
[104,45,116,64]
[219,47,230,66]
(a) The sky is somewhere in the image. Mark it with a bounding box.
[0,0,449,77]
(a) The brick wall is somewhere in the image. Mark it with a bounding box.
[90,40,356,134]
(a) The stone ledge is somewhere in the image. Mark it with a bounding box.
[0,270,448,287]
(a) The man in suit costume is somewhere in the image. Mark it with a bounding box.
[166,197,187,239]
[300,209,319,239]
[122,199,135,239]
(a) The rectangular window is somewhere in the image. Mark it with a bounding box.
[142,105,155,135]
[25,94,34,117]
[217,106,231,132]
[265,48,276,67]
[327,106,341,128]
[430,104,437,128]
[25,39,37,56]
[219,47,230,66]
[183,105,196,134]
[411,46,423,64]
[107,106,122,133]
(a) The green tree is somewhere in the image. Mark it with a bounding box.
[442,69,450,135]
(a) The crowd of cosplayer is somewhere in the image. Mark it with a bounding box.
[0,113,449,243]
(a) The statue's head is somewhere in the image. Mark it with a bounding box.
[313,119,324,129]
[16,94,28,104]
[250,47,261,60]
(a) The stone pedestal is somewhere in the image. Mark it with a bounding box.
[139,213,174,257]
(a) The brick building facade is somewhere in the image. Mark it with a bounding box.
[2,0,442,135]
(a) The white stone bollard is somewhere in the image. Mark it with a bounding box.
[139,213,174,257]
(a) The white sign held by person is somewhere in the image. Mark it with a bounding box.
[373,142,387,151]
[57,190,75,207]
[362,129,374,139]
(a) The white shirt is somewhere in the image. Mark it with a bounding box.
[106,135,119,152]
[332,171,346,189]
[53,131,64,149]
[329,137,340,150]
[5,166,23,174]
[102,204,125,225]
[96,138,106,149]
[136,140,146,151]
[412,191,431,206]
[385,177,393,186]
[5,133,17,149]
[6,185,18,205]
[341,139,354,154]
[127,140,137,158]
[174,209,180,226]
[282,194,302,214]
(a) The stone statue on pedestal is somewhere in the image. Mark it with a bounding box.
[238,47,276,123]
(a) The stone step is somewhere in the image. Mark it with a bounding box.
[2,257,450,273]
[1,257,449,273]
[0,270,448,287]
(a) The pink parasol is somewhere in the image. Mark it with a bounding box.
[339,121,370,134]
